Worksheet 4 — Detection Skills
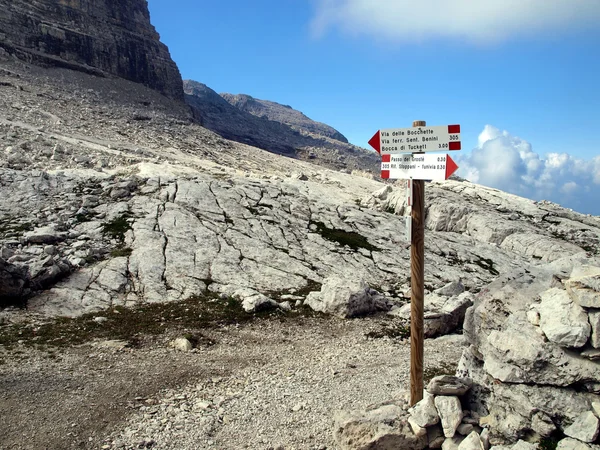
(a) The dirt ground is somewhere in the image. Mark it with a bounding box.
[0,312,464,450]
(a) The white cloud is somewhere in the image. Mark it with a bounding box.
[458,125,600,215]
[310,0,600,43]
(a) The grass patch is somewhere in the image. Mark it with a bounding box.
[310,221,380,252]
[101,214,132,242]
[0,294,254,348]
[110,247,132,258]
[75,210,98,223]
[0,293,330,349]
[264,279,323,301]
[365,322,410,340]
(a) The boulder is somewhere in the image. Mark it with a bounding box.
[538,288,591,348]
[24,225,65,244]
[566,267,600,308]
[556,438,595,450]
[304,277,390,318]
[458,431,484,450]
[435,396,463,438]
[564,411,600,443]
[427,375,473,396]
[435,280,466,297]
[397,292,474,338]
[589,311,600,349]
[171,338,193,352]
[234,288,279,313]
[408,390,440,428]
[333,400,428,450]
[0,257,28,305]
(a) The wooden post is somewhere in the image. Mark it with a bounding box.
[410,120,426,406]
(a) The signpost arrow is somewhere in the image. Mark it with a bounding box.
[370,120,462,407]
[368,125,461,154]
[381,153,459,180]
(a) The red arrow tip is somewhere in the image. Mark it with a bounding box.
[445,154,459,180]
[368,131,381,154]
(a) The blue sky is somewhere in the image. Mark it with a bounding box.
[147,0,600,215]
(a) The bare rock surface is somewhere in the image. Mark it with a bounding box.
[1,11,600,450]
[0,0,183,100]
[221,92,349,143]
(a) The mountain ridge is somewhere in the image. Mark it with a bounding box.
[220,92,349,143]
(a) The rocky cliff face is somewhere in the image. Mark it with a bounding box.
[0,0,183,100]
[221,93,349,143]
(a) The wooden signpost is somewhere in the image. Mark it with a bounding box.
[369,120,461,406]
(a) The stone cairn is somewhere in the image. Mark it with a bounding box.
[334,374,600,449]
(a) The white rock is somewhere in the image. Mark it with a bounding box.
[457,431,484,450]
[480,428,490,450]
[408,416,427,437]
[171,338,193,352]
[304,277,389,318]
[333,402,428,450]
[408,390,439,428]
[566,266,600,308]
[531,411,556,437]
[592,402,600,417]
[435,280,465,297]
[435,396,463,438]
[442,436,465,450]
[538,287,591,348]
[556,437,594,450]
[427,376,473,396]
[511,441,538,450]
[526,308,540,326]
[564,411,600,443]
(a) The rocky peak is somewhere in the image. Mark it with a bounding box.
[221,93,349,143]
[183,80,379,172]
[0,0,183,100]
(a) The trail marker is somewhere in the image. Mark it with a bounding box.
[370,120,462,406]
[381,153,459,181]
[369,124,461,154]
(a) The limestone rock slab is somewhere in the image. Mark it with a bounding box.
[333,402,428,450]
[427,375,473,396]
[564,411,600,443]
[435,396,464,438]
[539,288,591,348]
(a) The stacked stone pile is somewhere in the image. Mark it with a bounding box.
[333,255,600,449]
[334,375,520,450]
[457,256,600,447]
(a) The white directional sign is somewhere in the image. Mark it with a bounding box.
[381,153,459,181]
[369,125,461,154]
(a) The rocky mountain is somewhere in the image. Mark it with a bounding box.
[221,93,349,143]
[1,3,600,450]
[0,0,183,100]
[183,80,380,173]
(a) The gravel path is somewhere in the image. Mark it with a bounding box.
[1,315,465,450]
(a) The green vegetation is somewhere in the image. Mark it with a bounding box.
[365,322,410,340]
[0,292,327,349]
[310,220,380,252]
[110,247,133,258]
[101,213,132,242]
